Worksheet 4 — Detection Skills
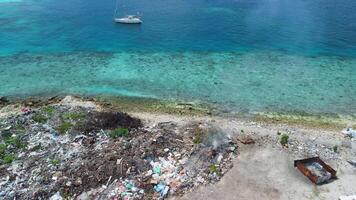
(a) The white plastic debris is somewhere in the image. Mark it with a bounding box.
[342,128,356,138]
[339,195,356,200]
[49,191,63,200]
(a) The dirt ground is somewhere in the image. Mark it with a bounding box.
[132,112,356,200]
[175,145,356,200]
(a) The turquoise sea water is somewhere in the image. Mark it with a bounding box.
[0,0,356,114]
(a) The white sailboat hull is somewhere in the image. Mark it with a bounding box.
[114,17,142,24]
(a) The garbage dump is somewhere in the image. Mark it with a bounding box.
[294,157,336,185]
[0,104,237,199]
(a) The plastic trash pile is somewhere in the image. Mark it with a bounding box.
[0,101,238,200]
[305,162,332,184]
[149,156,185,197]
[108,179,144,200]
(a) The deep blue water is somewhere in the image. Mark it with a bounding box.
[0,0,356,114]
[1,0,356,55]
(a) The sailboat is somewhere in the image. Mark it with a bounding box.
[114,15,142,24]
[113,0,142,24]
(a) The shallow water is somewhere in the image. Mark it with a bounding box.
[0,0,356,114]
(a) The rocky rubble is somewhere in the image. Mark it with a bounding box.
[0,101,237,199]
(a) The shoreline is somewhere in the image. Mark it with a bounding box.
[1,95,355,131]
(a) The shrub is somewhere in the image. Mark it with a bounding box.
[57,122,73,134]
[42,106,55,115]
[63,112,86,120]
[0,144,6,156]
[50,159,60,166]
[33,113,47,123]
[193,127,205,144]
[209,165,221,176]
[280,133,289,146]
[4,136,26,149]
[333,145,338,153]
[109,127,129,139]
[3,154,14,164]
[13,124,26,133]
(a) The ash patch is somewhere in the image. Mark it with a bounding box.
[76,111,142,134]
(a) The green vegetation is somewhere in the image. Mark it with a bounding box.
[50,159,60,166]
[280,133,289,147]
[63,112,86,120]
[57,122,73,134]
[32,113,47,123]
[60,190,73,199]
[109,127,129,138]
[4,136,26,149]
[209,165,221,176]
[42,106,56,115]
[0,144,14,165]
[3,154,14,164]
[96,96,212,116]
[333,145,338,153]
[13,124,26,133]
[254,112,352,130]
[193,127,206,144]
[0,144,6,156]
[240,129,244,133]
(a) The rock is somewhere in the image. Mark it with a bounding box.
[8,191,15,198]
[49,191,63,200]
[236,136,255,145]
[66,181,72,187]
[341,140,352,149]
[216,154,223,164]
[347,160,356,168]
[0,96,9,104]
[77,192,90,200]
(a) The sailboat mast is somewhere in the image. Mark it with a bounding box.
[114,0,119,18]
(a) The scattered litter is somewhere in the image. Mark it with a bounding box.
[294,157,336,184]
[154,182,169,197]
[347,160,356,168]
[339,195,356,200]
[3,126,11,131]
[21,107,32,115]
[109,179,144,199]
[342,128,356,138]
